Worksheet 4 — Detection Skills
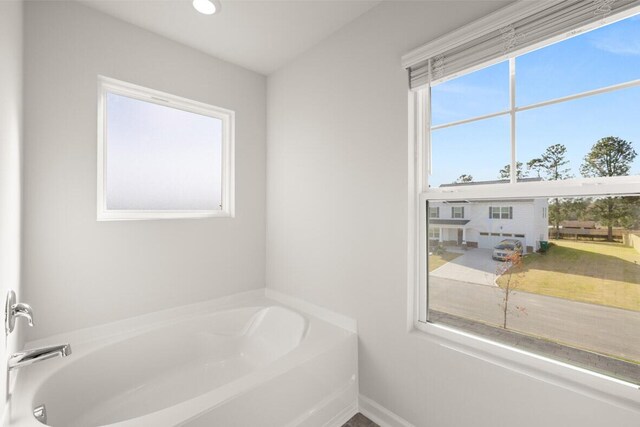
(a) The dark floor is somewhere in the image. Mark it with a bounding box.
[342,413,379,427]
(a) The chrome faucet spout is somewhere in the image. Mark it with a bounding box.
[8,344,72,371]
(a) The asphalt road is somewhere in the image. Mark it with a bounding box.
[429,276,640,362]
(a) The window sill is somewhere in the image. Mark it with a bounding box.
[97,210,234,221]
[411,319,640,412]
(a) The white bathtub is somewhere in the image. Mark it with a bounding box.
[8,292,358,427]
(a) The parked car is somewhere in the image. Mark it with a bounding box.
[492,239,523,261]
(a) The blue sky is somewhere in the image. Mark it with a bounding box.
[429,15,640,187]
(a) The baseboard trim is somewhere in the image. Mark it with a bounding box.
[324,400,359,427]
[358,394,414,427]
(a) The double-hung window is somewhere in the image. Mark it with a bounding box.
[406,0,640,396]
[490,206,512,219]
[451,206,464,218]
[97,76,235,220]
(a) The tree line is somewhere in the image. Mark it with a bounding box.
[454,137,638,241]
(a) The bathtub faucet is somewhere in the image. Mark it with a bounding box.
[5,290,34,334]
[8,344,72,371]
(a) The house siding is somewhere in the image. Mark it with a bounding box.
[428,199,549,252]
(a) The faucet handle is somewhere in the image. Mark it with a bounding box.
[13,302,34,327]
[5,290,34,335]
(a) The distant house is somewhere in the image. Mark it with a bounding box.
[428,178,549,253]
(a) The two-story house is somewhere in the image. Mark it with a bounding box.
[428,179,550,253]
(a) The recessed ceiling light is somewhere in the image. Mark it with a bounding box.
[193,0,220,15]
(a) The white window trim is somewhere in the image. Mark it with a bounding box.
[96,76,235,221]
[490,206,513,219]
[406,3,640,411]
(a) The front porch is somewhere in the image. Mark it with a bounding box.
[429,219,476,248]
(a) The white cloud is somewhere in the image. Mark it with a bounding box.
[592,38,640,56]
[590,19,640,56]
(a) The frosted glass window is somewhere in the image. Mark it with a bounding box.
[106,93,222,210]
[98,77,234,220]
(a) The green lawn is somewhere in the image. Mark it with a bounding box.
[429,251,461,272]
[497,239,640,311]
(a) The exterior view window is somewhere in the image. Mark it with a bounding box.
[429,207,440,218]
[97,77,235,220]
[490,206,513,219]
[418,10,640,386]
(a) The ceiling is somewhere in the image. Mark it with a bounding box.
[79,0,381,75]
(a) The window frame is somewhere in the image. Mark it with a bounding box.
[407,3,640,409]
[451,206,464,219]
[490,206,513,219]
[414,180,640,405]
[97,76,235,221]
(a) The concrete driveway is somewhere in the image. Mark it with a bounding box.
[431,248,502,286]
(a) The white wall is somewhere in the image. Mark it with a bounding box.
[267,2,640,426]
[0,0,24,417]
[23,1,266,340]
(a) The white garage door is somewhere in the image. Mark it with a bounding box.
[478,233,526,252]
[478,234,503,249]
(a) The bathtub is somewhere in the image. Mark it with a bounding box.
[8,291,358,427]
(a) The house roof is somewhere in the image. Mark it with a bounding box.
[439,177,543,187]
[429,219,470,225]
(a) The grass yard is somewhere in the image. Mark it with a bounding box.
[428,251,462,272]
[497,239,640,311]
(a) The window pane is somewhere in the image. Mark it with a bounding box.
[430,115,510,188]
[431,61,509,126]
[106,92,222,210]
[517,15,640,106]
[428,196,640,384]
[517,87,640,180]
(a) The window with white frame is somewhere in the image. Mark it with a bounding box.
[429,206,440,218]
[451,206,464,218]
[490,206,513,219]
[409,1,640,388]
[97,76,234,220]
